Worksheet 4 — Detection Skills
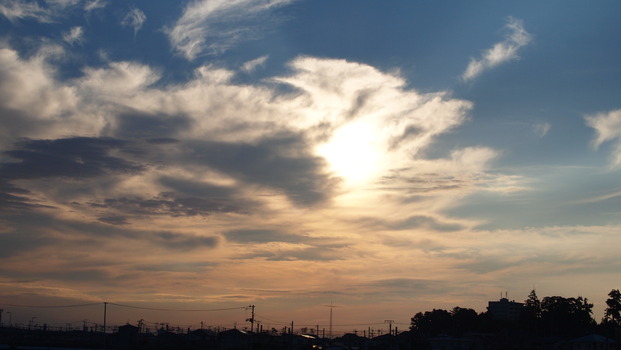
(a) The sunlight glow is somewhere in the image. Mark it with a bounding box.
[316,120,385,185]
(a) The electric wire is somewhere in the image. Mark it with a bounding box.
[107,302,246,312]
[0,302,102,308]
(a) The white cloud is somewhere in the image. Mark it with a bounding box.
[0,0,53,22]
[122,7,147,38]
[242,55,269,73]
[0,45,83,145]
[462,17,531,82]
[533,122,551,138]
[585,109,621,167]
[167,0,294,60]
[0,0,86,22]
[84,0,106,13]
[79,61,161,96]
[63,26,84,45]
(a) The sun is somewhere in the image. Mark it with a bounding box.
[316,119,386,185]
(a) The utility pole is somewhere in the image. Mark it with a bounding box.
[245,305,255,333]
[0,309,3,327]
[103,302,107,333]
[384,320,394,335]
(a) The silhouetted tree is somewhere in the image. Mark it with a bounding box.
[410,307,485,338]
[520,289,541,332]
[540,296,595,337]
[451,307,479,335]
[602,289,621,326]
[410,309,453,337]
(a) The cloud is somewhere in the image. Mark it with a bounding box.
[1,137,143,180]
[167,0,294,60]
[0,0,84,22]
[585,109,621,167]
[0,0,53,22]
[224,229,309,244]
[0,45,81,145]
[84,0,106,13]
[462,17,531,81]
[0,40,518,316]
[242,55,269,73]
[90,192,247,218]
[121,7,146,38]
[533,122,551,138]
[62,26,84,45]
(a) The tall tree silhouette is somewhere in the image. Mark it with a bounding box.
[520,289,541,332]
[603,289,621,326]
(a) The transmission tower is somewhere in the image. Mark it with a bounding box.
[323,302,338,338]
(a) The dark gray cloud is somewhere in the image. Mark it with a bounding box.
[159,176,243,199]
[135,261,217,272]
[224,229,307,244]
[187,133,338,207]
[352,215,464,233]
[236,243,348,261]
[0,179,53,212]
[380,172,464,194]
[2,137,144,180]
[0,229,55,258]
[155,231,218,250]
[97,215,129,225]
[1,211,219,257]
[113,111,192,139]
[390,215,464,232]
[361,278,447,294]
[91,191,246,218]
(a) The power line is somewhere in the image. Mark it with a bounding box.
[0,302,102,309]
[1,302,247,312]
[106,303,247,312]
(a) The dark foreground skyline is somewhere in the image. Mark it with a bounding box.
[2,289,621,349]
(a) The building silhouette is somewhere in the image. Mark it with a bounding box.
[487,296,523,321]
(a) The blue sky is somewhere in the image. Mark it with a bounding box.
[1,0,621,333]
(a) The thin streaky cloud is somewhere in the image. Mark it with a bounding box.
[84,0,107,13]
[575,188,621,204]
[462,17,531,81]
[167,0,294,60]
[122,7,146,38]
[0,0,52,22]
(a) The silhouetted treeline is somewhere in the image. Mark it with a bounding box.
[408,289,621,349]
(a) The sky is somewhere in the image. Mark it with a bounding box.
[1,0,621,334]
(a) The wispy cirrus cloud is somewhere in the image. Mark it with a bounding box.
[0,0,53,22]
[167,0,294,60]
[122,7,146,38]
[0,0,83,22]
[84,0,106,13]
[533,122,551,138]
[242,55,269,73]
[585,109,621,167]
[462,17,531,81]
[62,26,84,45]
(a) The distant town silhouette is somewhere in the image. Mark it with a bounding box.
[1,289,620,349]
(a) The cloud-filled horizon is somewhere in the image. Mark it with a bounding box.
[1,0,621,331]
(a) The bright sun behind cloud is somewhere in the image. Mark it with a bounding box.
[316,119,385,185]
